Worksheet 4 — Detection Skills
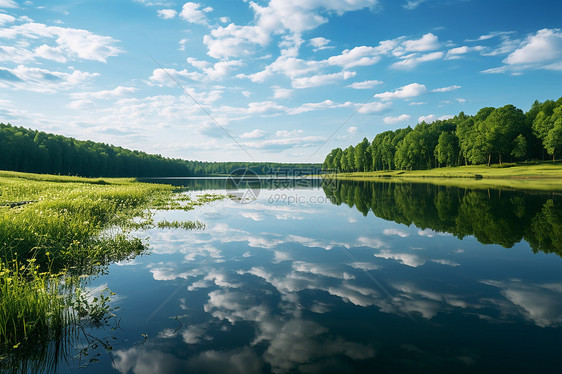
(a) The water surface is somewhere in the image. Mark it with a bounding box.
[57,179,562,373]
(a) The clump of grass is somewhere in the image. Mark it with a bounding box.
[0,261,120,372]
[151,192,227,211]
[0,258,69,352]
[156,219,206,230]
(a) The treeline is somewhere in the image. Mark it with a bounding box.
[0,123,319,177]
[323,97,562,171]
[323,180,562,257]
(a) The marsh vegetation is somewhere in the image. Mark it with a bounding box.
[0,171,224,371]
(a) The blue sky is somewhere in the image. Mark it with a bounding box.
[0,0,561,162]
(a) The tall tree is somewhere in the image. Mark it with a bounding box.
[434,131,459,167]
[511,134,528,160]
[354,137,369,172]
[533,99,562,161]
[477,105,524,165]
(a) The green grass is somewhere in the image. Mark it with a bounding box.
[0,170,226,365]
[0,171,175,271]
[330,162,562,191]
[0,258,69,350]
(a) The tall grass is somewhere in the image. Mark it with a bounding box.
[0,171,175,365]
[0,171,225,368]
[0,259,68,350]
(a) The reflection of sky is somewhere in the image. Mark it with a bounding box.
[65,186,562,373]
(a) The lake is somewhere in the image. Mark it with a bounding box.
[54,178,562,373]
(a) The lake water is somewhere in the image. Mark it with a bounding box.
[56,178,562,373]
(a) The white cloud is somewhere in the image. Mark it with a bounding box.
[504,28,562,67]
[393,51,444,69]
[276,129,303,137]
[204,24,271,59]
[445,45,484,59]
[67,99,94,110]
[431,85,461,93]
[481,66,508,74]
[357,101,392,114]
[272,86,293,99]
[203,0,379,59]
[374,83,427,101]
[240,135,324,150]
[250,0,379,35]
[291,71,356,89]
[327,46,380,68]
[347,80,383,89]
[0,13,15,25]
[34,44,67,63]
[0,65,98,93]
[347,126,358,134]
[186,58,244,80]
[0,22,123,63]
[0,0,17,8]
[288,100,352,115]
[417,114,453,123]
[148,67,205,86]
[469,31,516,42]
[401,33,440,53]
[157,9,177,19]
[309,37,331,51]
[238,56,324,84]
[240,129,265,139]
[71,86,137,100]
[179,2,212,25]
[403,0,426,10]
[418,114,435,123]
[0,45,34,63]
[383,114,410,124]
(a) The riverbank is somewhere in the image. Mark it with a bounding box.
[328,162,562,191]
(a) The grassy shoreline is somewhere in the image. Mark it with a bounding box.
[0,170,224,369]
[327,162,562,191]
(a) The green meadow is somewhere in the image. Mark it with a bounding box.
[0,171,222,368]
[329,162,562,191]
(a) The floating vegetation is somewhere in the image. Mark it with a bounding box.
[156,219,206,230]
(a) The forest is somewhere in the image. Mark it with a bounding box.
[0,123,319,177]
[323,97,562,172]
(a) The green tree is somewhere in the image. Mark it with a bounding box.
[434,131,459,167]
[481,105,526,165]
[511,134,528,160]
[354,137,369,172]
[533,99,562,161]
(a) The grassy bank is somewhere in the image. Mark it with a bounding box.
[0,170,222,367]
[329,162,562,191]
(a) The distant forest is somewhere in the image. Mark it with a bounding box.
[323,97,562,171]
[0,123,319,177]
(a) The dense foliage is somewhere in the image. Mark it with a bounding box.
[323,97,562,171]
[0,123,319,177]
